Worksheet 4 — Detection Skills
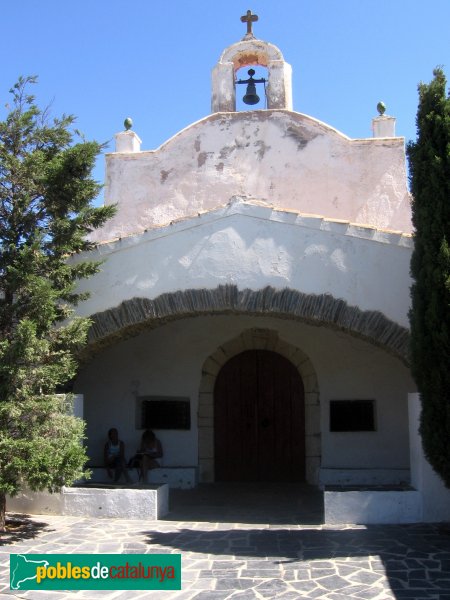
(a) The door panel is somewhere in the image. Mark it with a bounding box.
[214,350,305,481]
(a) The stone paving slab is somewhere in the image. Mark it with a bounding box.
[0,513,449,599]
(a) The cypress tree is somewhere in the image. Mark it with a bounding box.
[0,76,115,529]
[407,68,450,487]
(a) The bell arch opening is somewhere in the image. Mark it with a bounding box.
[212,39,293,112]
[236,66,268,110]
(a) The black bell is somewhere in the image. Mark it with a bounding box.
[243,83,260,105]
[242,69,260,105]
[236,68,266,107]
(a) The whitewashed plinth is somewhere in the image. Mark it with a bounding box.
[372,115,396,137]
[7,484,169,520]
[324,489,422,524]
[114,130,141,153]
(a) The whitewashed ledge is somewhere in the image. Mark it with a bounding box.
[88,466,197,489]
[6,484,169,520]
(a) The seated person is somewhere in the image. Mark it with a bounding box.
[134,429,163,483]
[104,428,130,483]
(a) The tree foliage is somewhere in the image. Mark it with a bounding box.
[0,76,115,528]
[407,67,450,487]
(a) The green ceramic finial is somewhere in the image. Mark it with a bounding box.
[124,117,133,131]
[377,102,386,116]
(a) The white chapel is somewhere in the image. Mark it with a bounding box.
[69,12,450,522]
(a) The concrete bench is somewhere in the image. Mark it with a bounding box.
[324,485,422,524]
[7,483,169,520]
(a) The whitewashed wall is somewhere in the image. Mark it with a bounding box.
[92,110,412,243]
[76,202,412,329]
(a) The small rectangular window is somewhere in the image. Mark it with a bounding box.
[330,399,375,432]
[138,396,191,430]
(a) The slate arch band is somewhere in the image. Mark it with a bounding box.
[83,285,410,366]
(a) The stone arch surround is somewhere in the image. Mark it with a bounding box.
[219,39,285,68]
[83,285,410,365]
[198,328,321,484]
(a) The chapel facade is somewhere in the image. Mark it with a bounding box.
[73,12,417,494]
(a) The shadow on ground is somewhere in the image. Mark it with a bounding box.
[1,514,49,546]
[164,482,324,525]
[143,523,450,598]
[151,484,450,598]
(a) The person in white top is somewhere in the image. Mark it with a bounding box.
[104,428,130,483]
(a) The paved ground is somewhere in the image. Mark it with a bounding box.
[0,484,449,600]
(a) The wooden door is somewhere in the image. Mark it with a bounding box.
[214,350,305,481]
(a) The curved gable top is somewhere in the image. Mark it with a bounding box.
[96,109,411,243]
[155,110,351,153]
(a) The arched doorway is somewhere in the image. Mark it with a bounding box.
[214,350,305,482]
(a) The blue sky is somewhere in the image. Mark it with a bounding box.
[1,1,449,199]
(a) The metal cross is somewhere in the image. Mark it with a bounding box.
[240,9,258,37]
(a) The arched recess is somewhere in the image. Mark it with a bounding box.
[197,328,320,485]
